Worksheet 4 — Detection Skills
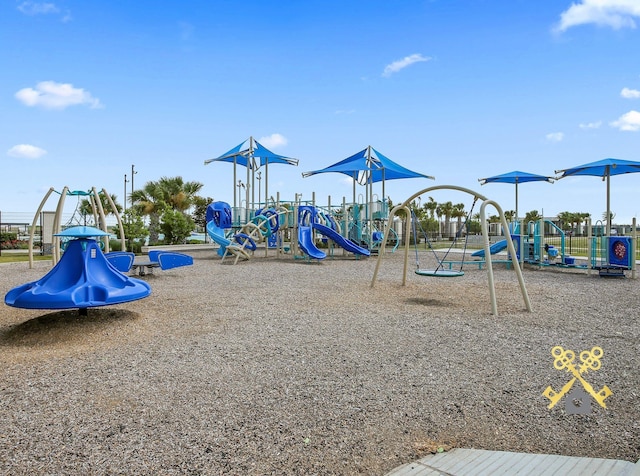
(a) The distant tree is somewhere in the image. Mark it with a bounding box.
[579,213,591,234]
[425,197,437,220]
[122,209,148,252]
[131,176,204,245]
[504,210,515,222]
[156,176,204,212]
[524,210,541,223]
[436,201,455,238]
[452,203,466,235]
[557,211,573,231]
[79,192,122,227]
[602,210,615,223]
[130,181,166,245]
[192,196,214,230]
[160,208,194,244]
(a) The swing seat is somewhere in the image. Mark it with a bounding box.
[415,269,465,277]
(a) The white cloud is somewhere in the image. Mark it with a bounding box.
[555,0,640,32]
[382,54,431,77]
[15,81,102,109]
[579,120,602,129]
[17,1,70,21]
[17,1,58,15]
[546,132,564,142]
[7,144,47,159]
[258,133,288,149]
[610,110,640,131]
[621,87,640,98]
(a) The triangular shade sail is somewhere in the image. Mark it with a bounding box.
[204,137,298,210]
[204,138,299,169]
[366,148,435,183]
[204,140,252,167]
[302,146,434,184]
[302,149,368,179]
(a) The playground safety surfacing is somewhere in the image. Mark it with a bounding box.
[386,448,640,475]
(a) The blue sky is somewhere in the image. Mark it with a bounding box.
[2,0,640,224]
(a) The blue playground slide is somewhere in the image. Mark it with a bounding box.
[298,225,326,260]
[206,220,232,257]
[313,223,370,256]
[472,239,508,258]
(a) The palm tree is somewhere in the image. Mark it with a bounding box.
[557,211,573,232]
[452,203,466,236]
[131,176,204,244]
[130,181,165,245]
[578,212,591,235]
[425,197,437,220]
[79,192,122,228]
[504,210,516,222]
[524,210,541,224]
[602,210,615,224]
[437,201,455,239]
[157,176,204,212]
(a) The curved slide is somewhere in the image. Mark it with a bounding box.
[206,220,250,261]
[472,239,508,258]
[206,220,232,256]
[298,226,326,260]
[313,223,370,256]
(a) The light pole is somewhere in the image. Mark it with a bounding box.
[131,164,137,200]
[124,174,129,214]
[256,171,262,208]
[237,180,245,208]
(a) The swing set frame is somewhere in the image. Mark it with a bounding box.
[371,185,531,316]
[411,196,478,277]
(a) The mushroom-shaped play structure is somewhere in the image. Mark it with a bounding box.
[5,226,150,315]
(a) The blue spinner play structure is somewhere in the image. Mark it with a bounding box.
[5,226,151,314]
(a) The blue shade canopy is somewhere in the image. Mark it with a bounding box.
[252,142,298,167]
[204,137,298,169]
[302,149,368,179]
[479,170,554,185]
[302,146,434,205]
[479,170,554,221]
[554,158,640,178]
[204,140,252,167]
[365,148,435,183]
[303,146,434,183]
[204,137,298,209]
[555,158,640,235]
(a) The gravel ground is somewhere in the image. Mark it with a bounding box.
[0,248,638,475]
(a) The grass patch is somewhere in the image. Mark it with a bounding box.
[0,254,51,264]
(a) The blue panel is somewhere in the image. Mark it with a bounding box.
[608,236,632,267]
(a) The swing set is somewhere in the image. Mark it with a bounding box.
[371,185,531,316]
[411,197,478,277]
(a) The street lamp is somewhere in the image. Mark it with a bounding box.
[124,174,129,214]
[237,180,245,208]
[256,172,262,208]
[131,164,137,200]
